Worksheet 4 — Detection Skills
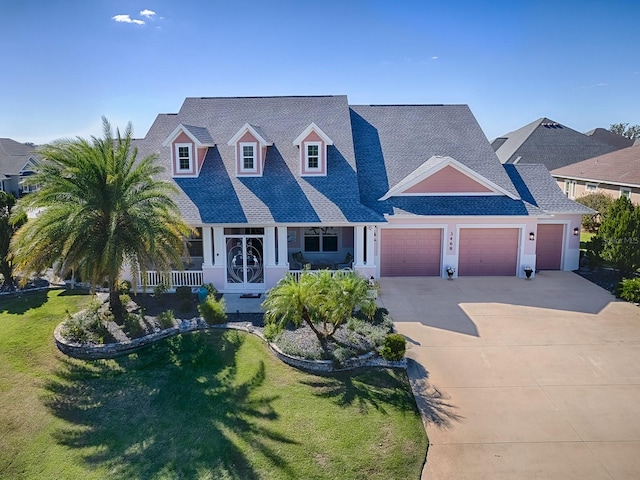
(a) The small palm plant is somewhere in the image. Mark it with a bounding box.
[262,270,376,341]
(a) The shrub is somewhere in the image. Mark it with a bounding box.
[198,296,227,325]
[263,322,282,341]
[154,281,169,297]
[179,298,193,313]
[575,192,613,233]
[332,346,356,367]
[118,280,132,294]
[619,278,640,303]
[380,333,406,361]
[585,236,605,271]
[119,293,132,307]
[200,283,218,298]
[123,313,145,338]
[61,302,110,344]
[175,286,192,300]
[158,310,176,329]
[347,317,388,347]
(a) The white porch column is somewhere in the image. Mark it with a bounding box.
[277,226,289,266]
[354,226,365,267]
[202,226,213,266]
[365,226,375,266]
[265,227,276,267]
[213,227,225,267]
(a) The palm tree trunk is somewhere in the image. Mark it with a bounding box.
[109,276,125,322]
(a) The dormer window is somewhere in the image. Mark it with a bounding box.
[228,124,272,177]
[162,124,214,178]
[176,144,192,171]
[293,123,333,177]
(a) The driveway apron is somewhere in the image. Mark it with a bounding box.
[378,271,640,480]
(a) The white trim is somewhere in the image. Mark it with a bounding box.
[379,156,518,200]
[174,143,193,172]
[585,182,598,193]
[239,142,258,173]
[227,123,272,146]
[162,124,213,148]
[292,122,334,146]
[304,141,322,172]
[564,179,577,199]
[552,174,639,189]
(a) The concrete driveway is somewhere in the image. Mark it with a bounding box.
[378,271,640,480]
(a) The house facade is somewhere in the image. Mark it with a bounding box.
[129,96,591,293]
[0,138,39,197]
[551,145,640,203]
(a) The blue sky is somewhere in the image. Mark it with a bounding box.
[2,0,639,144]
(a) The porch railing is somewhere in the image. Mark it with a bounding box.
[138,270,203,290]
[287,269,352,282]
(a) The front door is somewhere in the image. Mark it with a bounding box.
[225,235,264,289]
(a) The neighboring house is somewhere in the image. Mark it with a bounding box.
[492,118,620,170]
[551,145,640,202]
[0,138,39,197]
[128,96,592,293]
[585,128,635,150]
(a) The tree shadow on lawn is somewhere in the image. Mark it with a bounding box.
[44,330,298,480]
[300,368,419,415]
[0,289,50,314]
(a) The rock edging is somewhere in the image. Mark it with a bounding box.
[54,319,407,372]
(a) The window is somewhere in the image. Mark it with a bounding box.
[240,142,257,172]
[564,179,576,198]
[175,143,192,172]
[620,187,631,200]
[585,183,598,193]
[304,227,338,252]
[306,143,320,169]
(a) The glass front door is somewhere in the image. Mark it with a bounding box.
[226,236,264,287]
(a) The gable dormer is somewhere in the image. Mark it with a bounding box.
[293,123,333,176]
[227,124,272,177]
[162,124,214,177]
[380,156,519,200]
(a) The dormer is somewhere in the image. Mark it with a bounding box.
[162,124,215,177]
[380,156,519,200]
[227,124,272,177]
[162,124,214,177]
[293,123,333,176]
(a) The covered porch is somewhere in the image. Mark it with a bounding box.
[135,225,378,292]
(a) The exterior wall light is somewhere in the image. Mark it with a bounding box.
[529,232,535,241]
[573,227,580,236]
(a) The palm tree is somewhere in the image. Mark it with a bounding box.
[262,270,376,340]
[11,117,193,321]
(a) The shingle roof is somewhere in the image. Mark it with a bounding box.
[584,128,634,149]
[181,125,214,145]
[350,104,525,216]
[493,118,619,170]
[550,145,640,187]
[0,138,37,176]
[135,96,383,225]
[505,164,594,214]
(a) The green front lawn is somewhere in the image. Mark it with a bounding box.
[0,289,427,479]
[580,231,595,250]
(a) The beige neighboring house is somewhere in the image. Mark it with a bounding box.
[551,145,640,202]
[0,138,39,197]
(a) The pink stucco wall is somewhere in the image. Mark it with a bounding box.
[404,165,492,193]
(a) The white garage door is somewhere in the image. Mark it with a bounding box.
[380,229,442,276]
[458,228,519,276]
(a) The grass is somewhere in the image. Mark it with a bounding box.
[0,289,427,479]
[580,231,595,250]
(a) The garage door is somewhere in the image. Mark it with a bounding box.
[459,228,519,276]
[536,224,563,270]
[380,229,441,276]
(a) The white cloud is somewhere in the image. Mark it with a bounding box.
[431,56,438,60]
[140,9,156,18]
[112,14,145,25]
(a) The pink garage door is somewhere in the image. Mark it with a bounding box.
[380,229,442,276]
[459,228,519,276]
[536,224,563,270]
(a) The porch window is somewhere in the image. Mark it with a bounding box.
[304,227,338,252]
[187,227,203,257]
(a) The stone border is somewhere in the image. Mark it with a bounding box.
[54,318,406,372]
